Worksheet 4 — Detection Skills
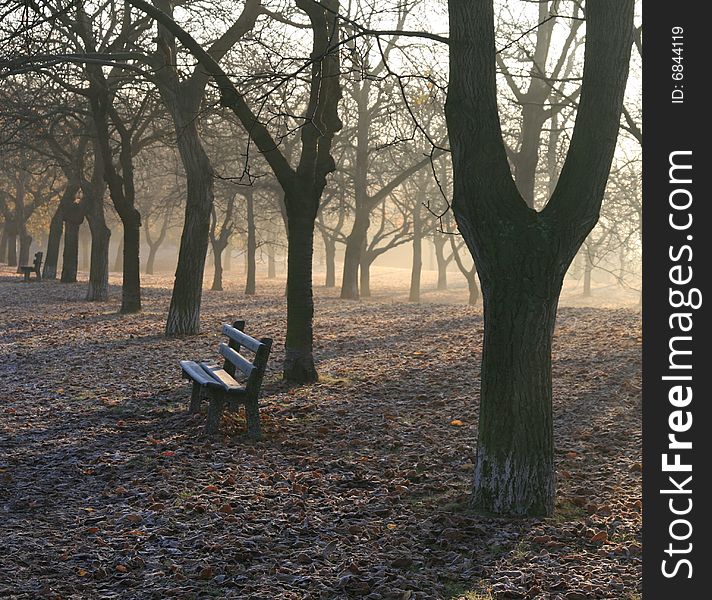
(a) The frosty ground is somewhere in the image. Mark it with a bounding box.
[0,267,641,599]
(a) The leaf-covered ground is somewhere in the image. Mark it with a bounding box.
[0,267,641,599]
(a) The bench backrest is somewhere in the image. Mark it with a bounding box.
[220,321,272,397]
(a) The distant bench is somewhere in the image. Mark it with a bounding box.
[19,252,43,282]
[180,320,272,439]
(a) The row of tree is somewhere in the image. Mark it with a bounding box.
[0,0,637,517]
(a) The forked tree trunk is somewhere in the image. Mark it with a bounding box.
[245,189,256,295]
[61,221,81,283]
[473,270,561,514]
[43,205,64,279]
[446,0,632,516]
[284,213,318,382]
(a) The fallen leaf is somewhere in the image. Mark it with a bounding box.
[590,531,608,543]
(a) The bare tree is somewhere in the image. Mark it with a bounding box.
[446,0,633,516]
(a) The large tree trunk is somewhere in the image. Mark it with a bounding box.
[245,189,256,295]
[473,269,561,515]
[164,119,214,335]
[61,221,81,283]
[409,202,423,303]
[284,213,318,383]
[43,205,64,279]
[85,152,110,301]
[446,0,632,516]
[120,211,142,313]
[340,212,369,299]
[86,216,111,301]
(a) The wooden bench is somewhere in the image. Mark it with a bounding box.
[19,251,43,282]
[180,320,272,438]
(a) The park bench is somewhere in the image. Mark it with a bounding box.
[180,320,272,439]
[19,251,43,282]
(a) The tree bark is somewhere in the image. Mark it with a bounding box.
[341,212,368,299]
[85,151,110,301]
[61,220,81,283]
[43,204,64,279]
[210,239,225,291]
[359,254,371,298]
[434,234,449,291]
[119,211,142,312]
[245,189,256,295]
[467,273,480,306]
[164,108,214,334]
[323,234,336,288]
[473,271,561,514]
[284,214,318,383]
[86,213,111,301]
[59,187,85,283]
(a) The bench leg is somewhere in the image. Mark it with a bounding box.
[23,272,30,282]
[189,382,202,414]
[245,398,262,440]
[205,396,224,434]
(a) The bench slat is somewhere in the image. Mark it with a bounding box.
[181,360,217,387]
[218,343,255,377]
[199,362,245,392]
[222,324,263,353]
